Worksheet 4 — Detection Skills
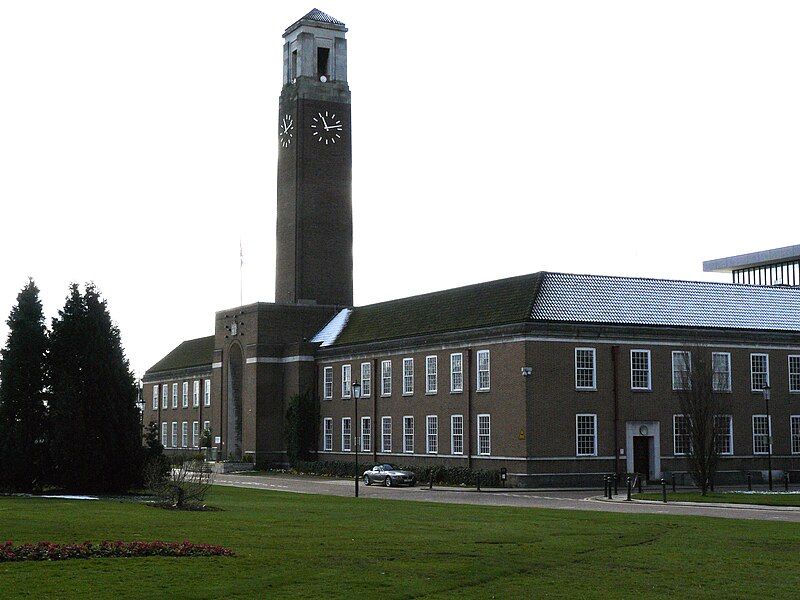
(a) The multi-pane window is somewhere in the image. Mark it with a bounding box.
[630,350,651,390]
[426,415,438,454]
[673,415,691,455]
[477,350,490,391]
[151,386,159,410]
[712,352,732,392]
[323,366,333,399]
[426,356,438,394]
[381,360,392,396]
[192,421,199,447]
[477,414,491,455]
[575,414,596,456]
[161,422,168,447]
[714,415,733,455]
[341,417,351,452]
[342,364,352,398]
[193,380,200,407]
[750,354,769,391]
[789,356,800,393]
[791,416,800,455]
[450,353,463,393]
[361,362,372,397]
[323,418,333,451]
[182,382,189,408]
[181,421,188,447]
[172,383,178,408]
[361,416,371,452]
[204,379,211,406]
[171,422,178,447]
[672,351,691,391]
[162,384,168,409]
[203,421,210,440]
[451,415,464,455]
[382,417,392,452]
[575,348,596,390]
[403,416,414,453]
[402,358,414,395]
[752,415,771,454]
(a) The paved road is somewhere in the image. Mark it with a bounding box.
[214,472,800,522]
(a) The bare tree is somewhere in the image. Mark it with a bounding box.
[147,459,213,509]
[675,347,724,495]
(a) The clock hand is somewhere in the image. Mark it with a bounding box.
[321,116,328,129]
[324,124,342,131]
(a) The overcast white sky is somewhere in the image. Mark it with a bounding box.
[1,2,798,378]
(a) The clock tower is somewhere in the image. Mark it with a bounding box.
[275,9,353,307]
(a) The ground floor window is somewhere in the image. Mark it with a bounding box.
[426,415,438,454]
[477,414,491,456]
[171,422,178,448]
[714,415,733,455]
[192,421,199,448]
[181,422,188,448]
[203,420,211,439]
[576,414,596,456]
[792,416,800,455]
[753,415,771,455]
[451,415,464,455]
[161,422,168,447]
[403,416,414,453]
[341,417,351,452]
[382,417,392,453]
[673,415,691,456]
[323,418,333,451]
[361,416,371,453]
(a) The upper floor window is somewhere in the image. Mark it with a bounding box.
[575,348,596,390]
[162,384,168,410]
[789,356,800,393]
[152,386,159,410]
[476,350,490,391]
[192,380,200,407]
[750,353,769,391]
[425,356,438,394]
[671,351,691,391]
[712,352,732,392]
[204,379,211,406]
[630,350,651,391]
[381,360,392,396]
[402,358,414,395]
[342,364,352,398]
[450,353,463,393]
[172,383,178,409]
[576,414,597,456]
[361,362,372,397]
[323,366,333,399]
[182,382,189,408]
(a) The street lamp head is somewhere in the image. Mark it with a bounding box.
[763,384,771,401]
[352,381,361,399]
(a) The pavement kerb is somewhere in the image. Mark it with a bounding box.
[593,495,800,512]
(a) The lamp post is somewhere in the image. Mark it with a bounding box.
[352,380,361,498]
[763,384,773,491]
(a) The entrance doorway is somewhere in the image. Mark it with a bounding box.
[625,421,661,480]
[633,436,651,479]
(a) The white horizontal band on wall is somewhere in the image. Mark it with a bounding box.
[245,355,316,364]
[212,362,223,369]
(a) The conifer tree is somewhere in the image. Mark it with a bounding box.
[0,279,49,491]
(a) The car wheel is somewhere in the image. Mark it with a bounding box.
[363,474,371,486]
[384,476,392,487]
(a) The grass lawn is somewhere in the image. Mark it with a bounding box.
[2,487,800,599]
[634,491,800,507]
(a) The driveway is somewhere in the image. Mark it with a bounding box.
[213,472,800,522]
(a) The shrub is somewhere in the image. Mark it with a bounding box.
[0,540,233,562]
[148,461,213,509]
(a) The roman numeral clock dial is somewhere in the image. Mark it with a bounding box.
[279,114,294,148]
[310,111,343,145]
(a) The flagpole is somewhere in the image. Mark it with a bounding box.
[239,239,243,307]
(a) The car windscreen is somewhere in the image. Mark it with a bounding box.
[381,464,395,470]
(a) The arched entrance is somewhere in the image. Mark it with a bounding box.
[227,343,244,459]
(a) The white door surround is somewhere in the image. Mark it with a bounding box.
[625,421,661,480]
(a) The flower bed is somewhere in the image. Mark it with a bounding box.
[1,540,234,562]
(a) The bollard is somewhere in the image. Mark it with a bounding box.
[785,472,790,493]
[607,475,612,499]
[613,474,618,496]
[747,472,752,492]
[429,475,433,490]
[661,478,667,503]
[604,475,609,499]
[672,473,676,493]
[637,475,643,494]
[476,475,481,492]
[626,476,632,501]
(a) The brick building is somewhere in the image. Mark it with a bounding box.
[142,10,800,486]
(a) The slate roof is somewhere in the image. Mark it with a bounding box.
[322,272,800,347]
[295,8,345,26]
[145,335,214,376]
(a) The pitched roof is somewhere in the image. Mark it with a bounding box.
[321,271,800,347]
[145,335,214,375]
[296,8,345,26]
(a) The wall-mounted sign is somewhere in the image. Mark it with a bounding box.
[214,436,221,444]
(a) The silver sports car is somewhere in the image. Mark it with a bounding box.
[362,464,416,487]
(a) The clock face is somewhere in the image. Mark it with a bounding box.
[279,114,294,148]
[310,110,343,145]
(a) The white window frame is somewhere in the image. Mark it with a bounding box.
[203,420,210,439]
[575,347,597,391]
[323,418,333,451]
[342,364,352,399]
[192,421,199,448]
[341,417,351,452]
[171,421,178,447]
[182,381,189,408]
[172,383,178,409]
[791,415,800,455]
[425,356,438,394]
[361,416,371,452]
[671,351,691,391]
[476,350,490,391]
[673,414,691,456]
[161,422,168,447]
[203,379,211,406]
[402,358,414,396]
[714,414,733,456]
[192,380,200,407]
[323,366,333,400]
[162,384,168,410]
[630,349,652,391]
[426,415,438,454]
[381,416,392,453]
[151,386,159,410]
[752,414,772,455]
[451,414,464,455]
[789,356,800,394]
[450,353,463,393]
[750,353,770,392]
[712,352,732,392]
[403,416,414,453]
[381,360,392,396]
[575,413,597,457]
[181,421,188,448]
[477,414,491,455]
[360,362,371,398]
